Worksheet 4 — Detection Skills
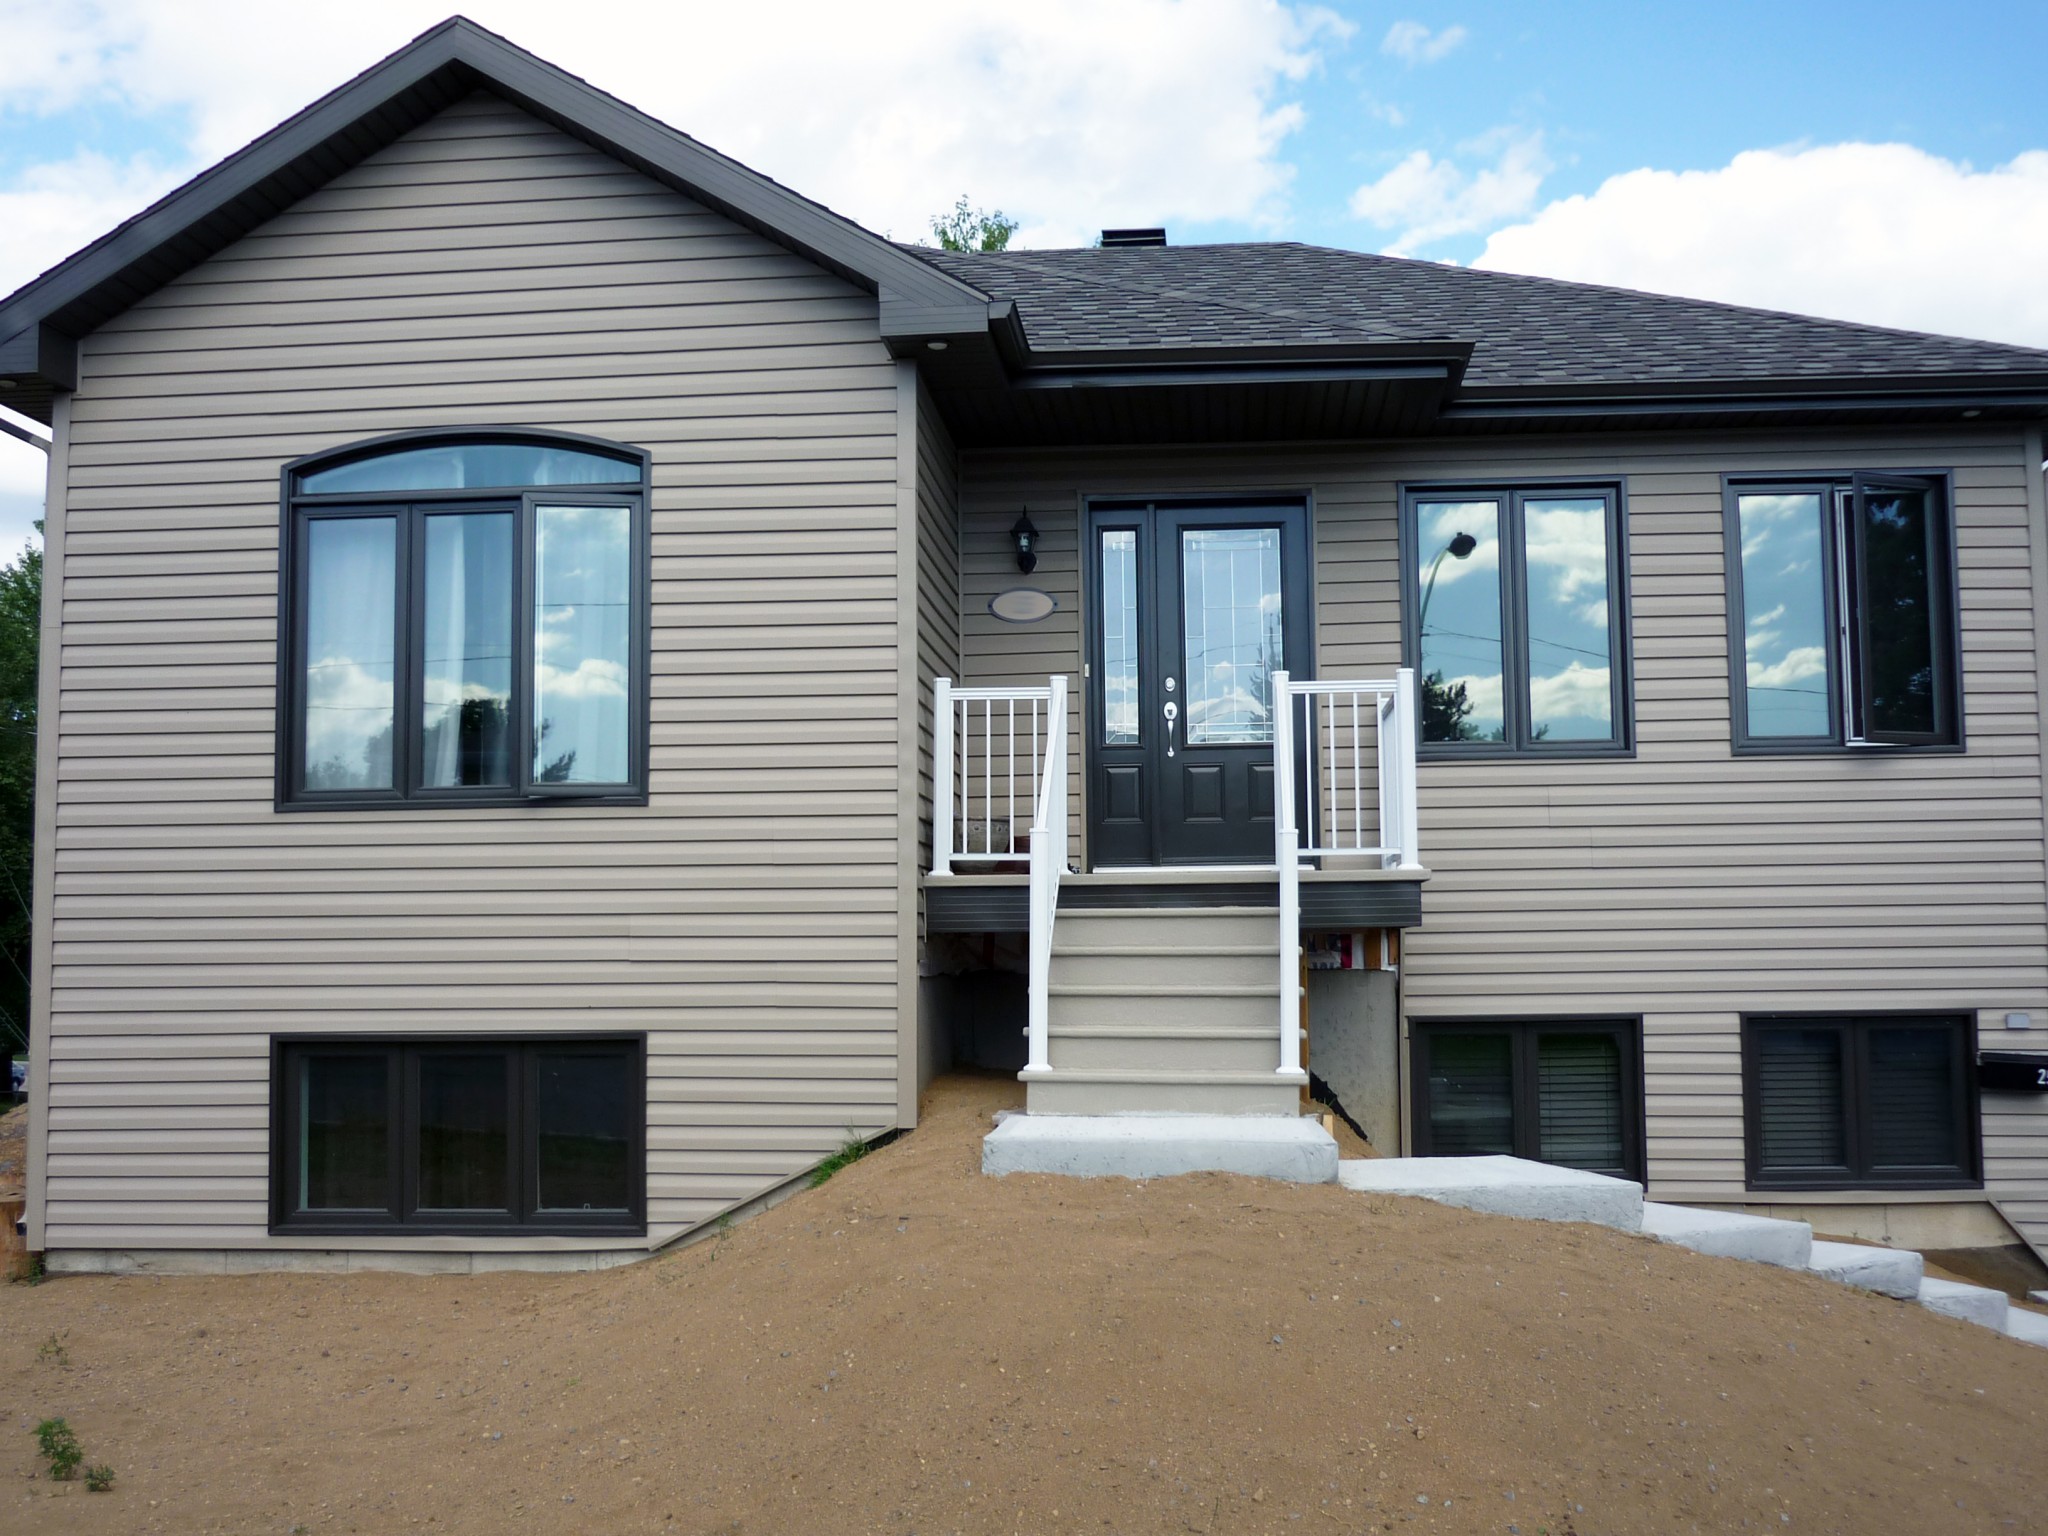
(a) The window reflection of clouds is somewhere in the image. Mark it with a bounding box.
[303,517,397,791]
[1524,499,1612,740]
[1737,493,1831,738]
[534,505,632,784]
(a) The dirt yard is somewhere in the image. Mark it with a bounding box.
[4,1075,2045,1535]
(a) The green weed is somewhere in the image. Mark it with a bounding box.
[33,1417,81,1481]
[809,1132,873,1188]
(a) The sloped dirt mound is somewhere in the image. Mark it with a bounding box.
[3,1072,2044,1534]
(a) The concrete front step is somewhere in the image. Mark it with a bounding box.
[1023,1067,1304,1116]
[1639,1202,1813,1268]
[1048,984,1274,1031]
[1806,1239,1924,1299]
[1917,1276,2011,1331]
[1051,944,1275,989]
[1049,1024,1281,1073]
[1053,906,1277,949]
[1337,1154,1644,1231]
[982,1111,1338,1183]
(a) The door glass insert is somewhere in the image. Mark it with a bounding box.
[1522,497,1614,742]
[1100,530,1139,745]
[1181,527,1283,745]
[1424,1032,1515,1156]
[1415,499,1505,743]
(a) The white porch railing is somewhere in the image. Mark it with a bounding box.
[1025,675,1069,1073]
[930,675,1070,1074]
[931,678,1054,873]
[1271,667,1422,1074]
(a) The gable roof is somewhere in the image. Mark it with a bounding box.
[3,16,2046,444]
[0,16,994,423]
[913,242,2048,396]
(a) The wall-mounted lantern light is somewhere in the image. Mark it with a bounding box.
[1010,510,1039,574]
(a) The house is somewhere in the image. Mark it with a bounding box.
[7,17,2048,1273]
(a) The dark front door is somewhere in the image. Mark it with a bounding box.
[1087,500,1312,867]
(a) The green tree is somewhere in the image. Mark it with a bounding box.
[929,196,1019,252]
[0,529,36,1064]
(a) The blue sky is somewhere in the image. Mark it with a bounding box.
[4,1,2048,553]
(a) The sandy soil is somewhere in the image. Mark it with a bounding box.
[4,1073,2046,1535]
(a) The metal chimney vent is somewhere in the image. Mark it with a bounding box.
[1099,228,1167,248]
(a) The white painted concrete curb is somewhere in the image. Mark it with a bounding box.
[1806,1239,1923,1299]
[2005,1307,2048,1348]
[1640,1202,1813,1268]
[981,1113,1340,1183]
[1336,1154,1643,1231]
[1918,1276,2011,1331]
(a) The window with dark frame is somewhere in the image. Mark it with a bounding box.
[1742,1014,1978,1190]
[1409,1018,1644,1181]
[280,433,649,807]
[1724,474,1960,751]
[1403,484,1630,756]
[273,1037,646,1234]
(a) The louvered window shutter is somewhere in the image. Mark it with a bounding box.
[1536,1032,1626,1176]
[1754,1026,1848,1172]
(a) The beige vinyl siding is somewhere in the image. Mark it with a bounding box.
[41,91,906,1251]
[956,430,2048,1248]
[914,390,962,877]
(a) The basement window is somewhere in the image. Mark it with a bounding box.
[1724,474,1960,751]
[1742,1015,1978,1190]
[1409,1018,1644,1181]
[271,1037,646,1234]
[279,431,650,807]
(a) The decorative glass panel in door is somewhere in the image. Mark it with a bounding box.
[1181,527,1283,745]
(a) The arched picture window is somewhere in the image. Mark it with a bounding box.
[279,431,649,807]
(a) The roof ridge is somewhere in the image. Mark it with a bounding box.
[908,243,1398,346]
[1308,245,2048,365]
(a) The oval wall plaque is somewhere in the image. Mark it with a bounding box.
[988,586,1058,624]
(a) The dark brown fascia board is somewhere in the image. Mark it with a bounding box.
[0,16,990,383]
[0,325,75,391]
[1444,384,2048,424]
[1447,370,2048,416]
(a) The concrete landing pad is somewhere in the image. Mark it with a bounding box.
[982,1113,1339,1183]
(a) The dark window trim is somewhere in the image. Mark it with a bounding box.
[269,1033,648,1237]
[1406,1013,1647,1183]
[1398,477,1635,761]
[274,429,652,810]
[1721,470,1964,756]
[1739,1011,1981,1192]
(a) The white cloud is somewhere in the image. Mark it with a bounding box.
[0,149,191,301]
[0,0,1351,268]
[1380,20,1467,65]
[1530,660,1610,725]
[1747,646,1827,691]
[1350,128,1549,255]
[1476,142,2048,349]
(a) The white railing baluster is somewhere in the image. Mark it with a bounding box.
[932,678,955,876]
[1025,674,1069,1075]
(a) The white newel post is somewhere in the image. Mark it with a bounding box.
[1271,672,1302,1076]
[1395,666,1422,872]
[931,677,954,877]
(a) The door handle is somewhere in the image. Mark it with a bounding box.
[1163,700,1178,757]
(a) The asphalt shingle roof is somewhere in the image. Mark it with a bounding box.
[907,243,2048,391]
